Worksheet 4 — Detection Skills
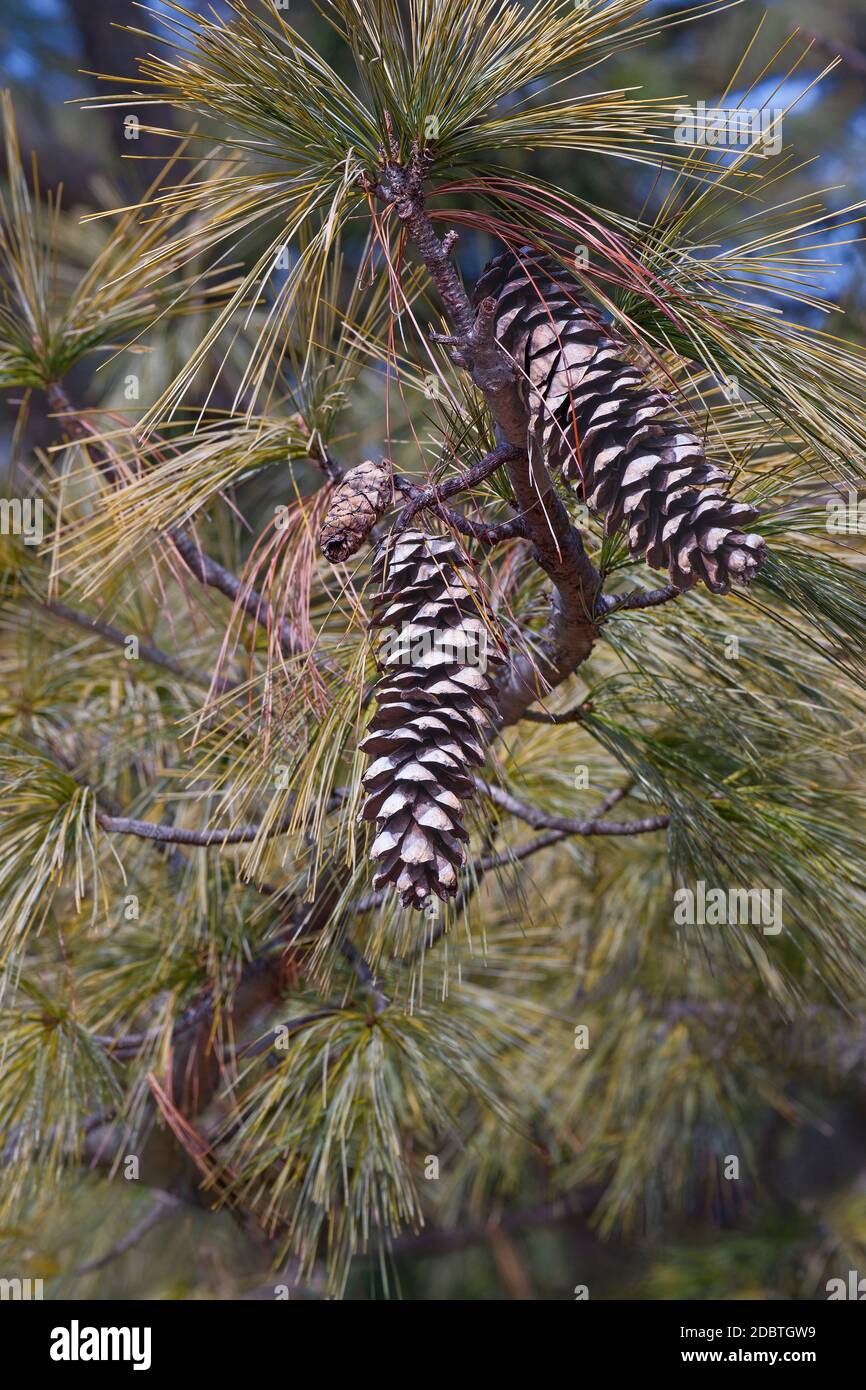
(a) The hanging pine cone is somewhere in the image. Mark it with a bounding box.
[473,250,765,594]
[319,458,393,563]
[360,529,499,909]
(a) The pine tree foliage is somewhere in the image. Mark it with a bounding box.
[1,0,866,1298]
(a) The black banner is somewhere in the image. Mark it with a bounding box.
[4,1297,863,1375]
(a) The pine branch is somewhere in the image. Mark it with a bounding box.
[476,780,671,838]
[80,875,349,1212]
[599,584,685,616]
[169,528,310,662]
[72,1193,180,1276]
[392,441,528,543]
[37,597,233,693]
[46,383,312,664]
[455,786,646,917]
[94,788,347,846]
[354,784,667,915]
[371,137,603,726]
[392,474,526,545]
[94,811,293,846]
[240,1010,344,1061]
[339,939,389,1015]
[94,880,345,1075]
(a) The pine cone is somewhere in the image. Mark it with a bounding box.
[360,529,499,909]
[319,458,393,563]
[473,250,765,594]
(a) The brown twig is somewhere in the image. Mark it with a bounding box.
[392,473,526,545]
[37,597,234,694]
[46,382,313,665]
[393,441,521,531]
[599,583,685,616]
[354,784,668,915]
[168,527,309,662]
[95,811,291,846]
[95,787,347,847]
[476,779,670,838]
[472,827,572,869]
[339,938,389,1014]
[46,382,121,484]
[73,1193,180,1275]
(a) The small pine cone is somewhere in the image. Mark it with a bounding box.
[360,528,500,909]
[319,458,393,563]
[473,250,765,594]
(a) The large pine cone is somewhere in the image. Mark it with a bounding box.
[473,249,764,594]
[360,529,499,909]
